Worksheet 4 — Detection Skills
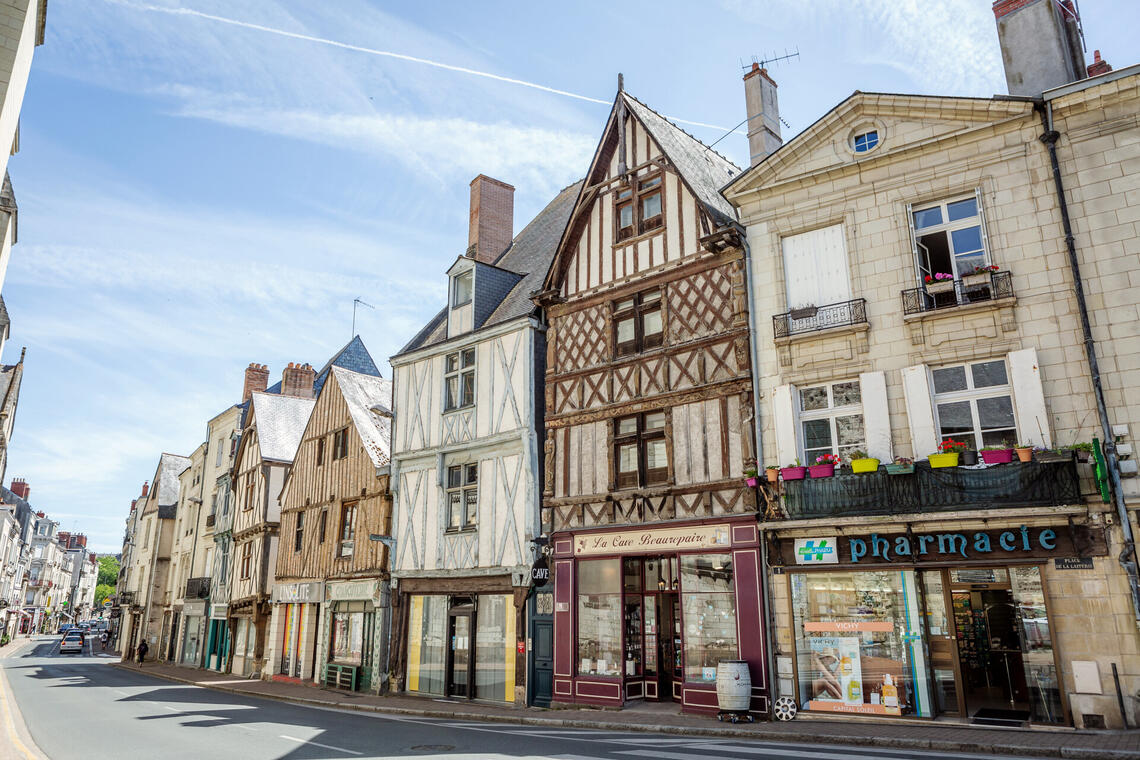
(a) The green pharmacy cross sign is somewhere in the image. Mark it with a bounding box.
[795,538,837,564]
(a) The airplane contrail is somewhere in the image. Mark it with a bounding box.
[106,0,741,135]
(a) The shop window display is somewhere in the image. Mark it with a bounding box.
[475,594,516,702]
[791,570,931,717]
[680,554,737,683]
[1010,567,1063,723]
[578,559,622,677]
[407,595,447,695]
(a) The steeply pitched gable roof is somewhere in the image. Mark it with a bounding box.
[397,180,582,355]
[331,366,392,468]
[249,391,316,463]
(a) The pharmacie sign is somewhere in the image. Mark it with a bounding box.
[574,524,730,557]
[784,524,1107,566]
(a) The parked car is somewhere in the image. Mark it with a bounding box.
[58,624,74,635]
[59,631,84,654]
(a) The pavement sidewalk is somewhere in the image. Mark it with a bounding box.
[116,660,1140,760]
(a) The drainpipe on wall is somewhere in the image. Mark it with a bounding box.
[1036,100,1140,627]
[737,224,780,719]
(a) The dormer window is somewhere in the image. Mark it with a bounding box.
[614,172,664,242]
[453,270,473,306]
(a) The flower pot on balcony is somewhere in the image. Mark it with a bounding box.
[961,272,990,288]
[885,463,915,475]
[926,279,955,295]
[981,448,1014,464]
[960,449,978,466]
[766,469,779,484]
[928,453,959,468]
[781,466,806,481]
[808,464,835,478]
[1015,447,1033,463]
[745,476,759,487]
[851,457,880,474]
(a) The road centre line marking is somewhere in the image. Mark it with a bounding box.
[279,734,363,755]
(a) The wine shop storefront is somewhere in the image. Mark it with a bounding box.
[550,517,768,715]
[768,515,1111,727]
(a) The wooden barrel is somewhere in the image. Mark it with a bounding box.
[716,660,752,712]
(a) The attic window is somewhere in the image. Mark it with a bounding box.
[452,270,473,307]
[853,130,879,153]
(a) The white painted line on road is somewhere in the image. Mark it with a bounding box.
[616,749,851,760]
[279,734,363,755]
[112,689,130,696]
[162,705,179,712]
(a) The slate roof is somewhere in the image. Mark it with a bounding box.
[250,391,316,463]
[155,453,191,508]
[397,179,583,355]
[621,93,740,228]
[331,366,392,468]
[0,296,9,341]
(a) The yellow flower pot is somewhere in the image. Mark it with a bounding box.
[929,452,959,468]
[851,458,880,474]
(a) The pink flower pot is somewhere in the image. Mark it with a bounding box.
[981,449,1014,464]
[780,466,806,481]
[745,477,759,487]
[808,464,835,478]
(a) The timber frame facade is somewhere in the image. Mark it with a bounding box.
[535,88,769,715]
[267,366,393,693]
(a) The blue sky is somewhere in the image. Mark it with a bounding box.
[5,0,1137,552]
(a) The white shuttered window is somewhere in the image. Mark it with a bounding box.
[781,224,852,310]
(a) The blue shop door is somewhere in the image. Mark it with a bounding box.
[528,584,554,707]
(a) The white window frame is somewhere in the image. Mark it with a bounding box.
[443,347,476,412]
[931,359,1018,450]
[798,380,865,462]
[908,191,992,285]
[452,270,473,307]
[445,463,478,531]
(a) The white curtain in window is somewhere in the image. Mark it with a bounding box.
[781,224,852,309]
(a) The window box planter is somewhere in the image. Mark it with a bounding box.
[885,463,915,475]
[961,272,990,288]
[981,448,1013,464]
[1034,449,1070,463]
[780,466,806,481]
[926,279,955,295]
[808,464,835,478]
[928,453,959,468]
[789,305,819,320]
[1015,447,1033,463]
[850,457,880,474]
[960,449,979,466]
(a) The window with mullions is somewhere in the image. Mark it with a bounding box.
[615,174,664,241]
[332,428,349,460]
[613,289,663,357]
[853,130,879,153]
[933,359,1016,449]
[338,501,357,558]
[444,348,476,411]
[800,380,865,462]
[446,463,478,530]
[614,411,668,489]
[912,195,989,283]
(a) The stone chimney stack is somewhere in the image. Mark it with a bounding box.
[467,175,515,264]
[743,63,782,168]
[281,362,316,399]
[76,534,87,548]
[57,530,70,547]
[994,0,1086,96]
[141,481,149,498]
[1086,49,1111,78]
[243,363,269,403]
[9,477,28,500]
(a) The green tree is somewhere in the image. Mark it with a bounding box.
[97,555,120,587]
[95,584,115,607]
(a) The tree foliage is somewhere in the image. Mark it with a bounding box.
[95,584,115,607]
[97,555,120,587]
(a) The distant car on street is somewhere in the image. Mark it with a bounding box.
[58,624,75,635]
[59,631,84,654]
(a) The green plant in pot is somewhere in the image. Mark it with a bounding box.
[781,458,806,481]
[744,465,760,487]
[885,456,914,475]
[980,441,1014,465]
[1014,442,1034,462]
[930,439,965,468]
[1073,442,1094,463]
[848,449,879,474]
[765,464,780,484]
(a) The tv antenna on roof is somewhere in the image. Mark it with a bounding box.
[741,48,800,72]
[352,297,374,338]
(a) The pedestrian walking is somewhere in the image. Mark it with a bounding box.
[136,639,148,665]
[100,632,108,651]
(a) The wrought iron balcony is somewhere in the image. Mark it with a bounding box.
[780,459,1081,520]
[185,577,211,599]
[773,298,868,338]
[901,270,1014,315]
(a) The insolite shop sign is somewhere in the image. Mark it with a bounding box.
[574,524,730,557]
[781,524,1107,566]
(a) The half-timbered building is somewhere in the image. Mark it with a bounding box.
[534,85,768,715]
[267,366,393,693]
[389,175,579,705]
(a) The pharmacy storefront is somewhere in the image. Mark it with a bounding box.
[550,517,768,714]
[771,519,1109,726]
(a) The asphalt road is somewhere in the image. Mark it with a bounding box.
[1,635,1032,760]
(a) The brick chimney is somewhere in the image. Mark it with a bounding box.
[57,530,70,546]
[141,480,149,498]
[467,175,514,264]
[993,0,1085,96]
[130,499,137,512]
[281,362,316,399]
[9,478,28,500]
[243,362,269,402]
[35,511,43,518]
[76,534,87,548]
[743,63,782,167]
[1086,49,1111,78]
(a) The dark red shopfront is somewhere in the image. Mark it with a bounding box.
[551,517,768,714]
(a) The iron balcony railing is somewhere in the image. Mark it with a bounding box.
[780,459,1081,520]
[185,577,211,599]
[901,269,1014,315]
[773,298,868,338]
